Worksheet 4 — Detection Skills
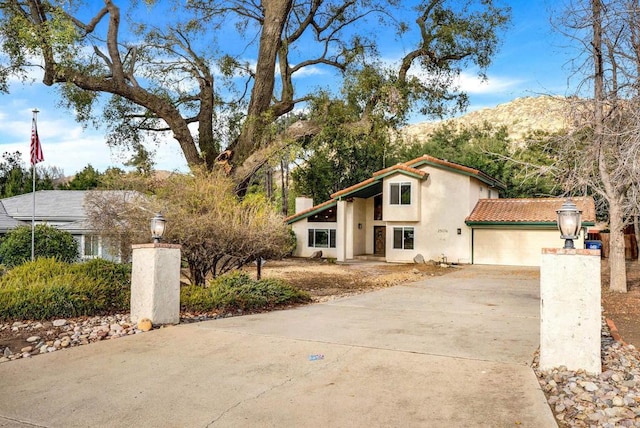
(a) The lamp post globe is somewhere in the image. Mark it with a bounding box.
[150,213,166,243]
[556,199,582,249]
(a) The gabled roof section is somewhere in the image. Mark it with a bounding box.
[466,197,596,226]
[286,154,508,225]
[405,154,506,191]
[0,201,26,231]
[0,190,143,233]
[371,164,428,180]
[2,190,87,221]
[331,164,428,201]
[285,200,337,224]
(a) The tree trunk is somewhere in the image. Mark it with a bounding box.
[609,202,627,292]
[280,158,289,216]
[635,216,640,259]
[234,0,293,164]
[591,0,627,292]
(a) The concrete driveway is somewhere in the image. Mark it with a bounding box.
[0,265,555,427]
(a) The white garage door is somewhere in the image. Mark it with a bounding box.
[473,229,568,266]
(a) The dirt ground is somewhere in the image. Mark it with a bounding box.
[254,258,453,302]
[601,259,640,347]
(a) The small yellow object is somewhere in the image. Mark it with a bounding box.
[137,318,153,332]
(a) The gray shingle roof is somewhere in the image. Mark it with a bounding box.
[0,201,27,230]
[1,190,87,221]
[0,190,143,234]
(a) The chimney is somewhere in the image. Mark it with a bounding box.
[295,197,314,213]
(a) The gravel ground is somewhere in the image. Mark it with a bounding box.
[535,317,640,427]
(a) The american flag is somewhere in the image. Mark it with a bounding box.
[30,117,44,165]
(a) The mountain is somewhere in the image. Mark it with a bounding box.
[402,95,573,144]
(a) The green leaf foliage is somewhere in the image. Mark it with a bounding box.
[0,224,79,267]
[0,258,131,321]
[180,271,311,313]
[395,123,561,198]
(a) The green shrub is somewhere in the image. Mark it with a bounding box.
[181,271,311,313]
[0,225,79,267]
[0,258,131,321]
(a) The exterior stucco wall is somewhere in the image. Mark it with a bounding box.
[472,228,586,266]
[386,167,478,263]
[290,220,338,258]
[351,198,367,257]
[382,175,421,222]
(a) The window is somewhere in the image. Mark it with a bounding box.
[374,194,383,220]
[83,235,100,258]
[308,229,336,248]
[393,227,414,250]
[308,206,337,222]
[390,182,411,205]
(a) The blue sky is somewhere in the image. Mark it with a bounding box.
[0,1,574,176]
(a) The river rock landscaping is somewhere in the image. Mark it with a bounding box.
[535,318,640,427]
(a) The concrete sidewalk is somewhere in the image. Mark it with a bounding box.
[0,265,556,427]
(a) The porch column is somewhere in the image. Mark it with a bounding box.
[336,200,348,262]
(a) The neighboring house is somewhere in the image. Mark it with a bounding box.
[286,154,596,267]
[0,190,133,261]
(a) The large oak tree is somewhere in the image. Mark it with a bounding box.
[0,0,510,191]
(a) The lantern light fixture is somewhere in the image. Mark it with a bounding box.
[150,213,166,244]
[556,199,582,249]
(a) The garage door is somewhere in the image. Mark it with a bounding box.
[473,229,567,266]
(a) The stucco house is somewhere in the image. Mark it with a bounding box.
[0,190,134,261]
[286,155,596,267]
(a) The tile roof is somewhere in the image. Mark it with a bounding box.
[330,164,428,200]
[406,154,506,190]
[466,197,596,224]
[372,163,428,178]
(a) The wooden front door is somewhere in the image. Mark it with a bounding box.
[374,226,386,256]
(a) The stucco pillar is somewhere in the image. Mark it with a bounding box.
[131,243,182,325]
[539,248,601,374]
[336,200,347,262]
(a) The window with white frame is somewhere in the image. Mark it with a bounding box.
[83,235,100,258]
[393,227,414,250]
[308,229,336,248]
[390,182,411,205]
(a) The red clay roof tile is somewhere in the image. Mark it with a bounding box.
[466,197,596,223]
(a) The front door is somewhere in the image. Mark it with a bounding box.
[374,226,386,256]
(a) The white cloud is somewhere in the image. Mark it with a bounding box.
[291,64,326,78]
[455,71,523,95]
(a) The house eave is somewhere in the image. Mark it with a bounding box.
[410,159,507,191]
[466,221,596,228]
[286,201,338,224]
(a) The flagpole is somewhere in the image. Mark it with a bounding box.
[31,108,39,262]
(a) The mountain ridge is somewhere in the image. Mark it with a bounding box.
[402,95,572,144]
